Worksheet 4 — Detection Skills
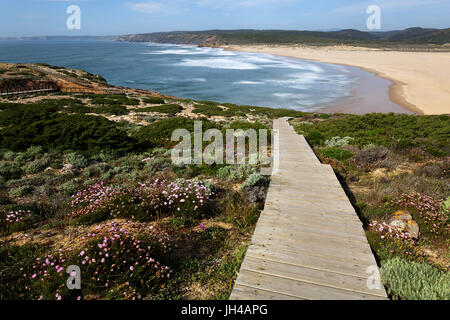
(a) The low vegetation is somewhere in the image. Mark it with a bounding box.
[292,112,449,300]
[381,257,449,300]
[0,85,274,300]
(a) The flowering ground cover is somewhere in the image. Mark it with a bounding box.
[0,87,272,300]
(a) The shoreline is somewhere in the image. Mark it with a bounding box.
[318,64,415,115]
[223,45,420,115]
[222,45,450,115]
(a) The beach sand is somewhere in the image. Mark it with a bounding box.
[224,45,450,115]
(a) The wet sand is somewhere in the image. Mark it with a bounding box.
[322,65,414,114]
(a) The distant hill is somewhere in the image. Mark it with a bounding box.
[116,27,450,46]
[380,27,439,41]
[387,28,450,43]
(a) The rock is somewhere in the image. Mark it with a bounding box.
[386,210,420,239]
[60,163,79,174]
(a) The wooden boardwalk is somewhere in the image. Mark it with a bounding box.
[230,118,387,300]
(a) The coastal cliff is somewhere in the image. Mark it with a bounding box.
[116,32,221,46]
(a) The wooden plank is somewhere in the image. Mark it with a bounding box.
[255,219,368,242]
[259,212,364,231]
[250,233,376,262]
[230,284,302,300]
[241,256,387,297]
[245,246,376,278]
[262,202,362,221]
[253,220,369,243]
[235,270,385,300]
[248,241,377,266]
[263,197,357,215]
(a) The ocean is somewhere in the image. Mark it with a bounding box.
[0,40,405,112]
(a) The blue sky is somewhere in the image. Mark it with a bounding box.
[1,0,449,37]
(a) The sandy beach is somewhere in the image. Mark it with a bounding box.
[224,45,450,115]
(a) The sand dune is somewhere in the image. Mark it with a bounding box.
[224,45,450,115]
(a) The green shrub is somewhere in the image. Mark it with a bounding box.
[296,113,450,153]
[12,152,29,162]
[57,180,80,196]
[215,166,230,180]
[424,145,446,157]
[0,197,12,205]
[306,130,324,146]
[216,165,256,182]
[90,105,129,116]
[115,155,144,171]
[242,172,268,188]
[82,164,105,178]
[65,152,89,168]
[24,159,49,174]
[97,150,119,162]
[319,113,331,119]
[24,161,43,175]
[143,97,165,104]
[0,162,22,180]
[218,103,305,119]
[133,117,219,149]
[2,151,16,161]
[145,157,170,175]
[64,104,130,116]
[0,103,59,127]
[41,98,84,109]
[49,161,63,170]
[23,146,44,159]
[324,136,354,148]
[90,94,139,106]
[381,257,450,300]
[0,113,134,153]
[193,103,226,116]
[321,147,354,161]
[151,148,171,157]
[229,120,268,131]
[9,185,33,198]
